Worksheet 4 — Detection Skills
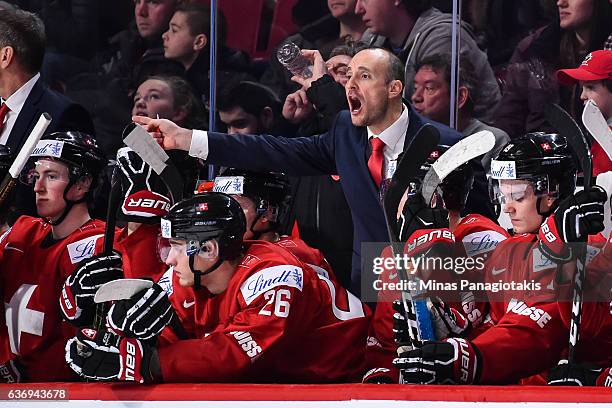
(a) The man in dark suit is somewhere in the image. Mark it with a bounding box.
[0,8,94,151]
[0,9,94,224]
[134,48,492,295]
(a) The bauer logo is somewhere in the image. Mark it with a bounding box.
[490,160,516,179]
[160,218,172,238]
[31,140,64,158]
[213,176,245,194]
[240,265,303,305]
[67,234,103,264]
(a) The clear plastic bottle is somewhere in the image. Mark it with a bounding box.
[277,42,313,79]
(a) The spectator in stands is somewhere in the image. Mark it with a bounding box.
[162,3,252,105]
[132,75,203,196]
[556,49,612,176]
[261,0,370,100]
[494,0,611,138]
[217,81,294,137]
[411,53,510,170]
[355,0,501,122]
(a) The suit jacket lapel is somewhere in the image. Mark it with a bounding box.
[7,78,44,151]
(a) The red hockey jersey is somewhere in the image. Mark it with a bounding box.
[365,214,508,383]
[157,240,370,383]
[115,223,167,281]
[0,216,105,381]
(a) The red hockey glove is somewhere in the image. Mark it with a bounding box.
[65,328,158,383]
[393,338,481,384]
[538,186,606,263]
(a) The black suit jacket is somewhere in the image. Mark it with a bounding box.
[6,78,94,151]
[206,105,492,295]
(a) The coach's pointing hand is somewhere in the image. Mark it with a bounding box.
[132,116,193,152]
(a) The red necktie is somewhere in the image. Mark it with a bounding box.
[368,137,385,188]
[0,103,9,136]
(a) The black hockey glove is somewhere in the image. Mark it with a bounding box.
[106,283,173,340]
[538,186,606,263]
[0,359,26,383]
[429,297,471,339]
[398,193,449,243]
[65,328,158,383]
[548,360,611,386]
[60,251,124,326]
[393,338,481,384]
[392,299,419,348]
[117,147,171,223]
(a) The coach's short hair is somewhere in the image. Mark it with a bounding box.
[0,8,45,74]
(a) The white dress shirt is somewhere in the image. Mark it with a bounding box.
[0,73,41,145]
[188,104,410,178]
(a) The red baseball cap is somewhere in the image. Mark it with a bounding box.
[556,50,612,86]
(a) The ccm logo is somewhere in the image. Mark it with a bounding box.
[230,331,262,359]
[127,198,170,211]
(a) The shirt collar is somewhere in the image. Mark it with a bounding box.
[366,104,409,150]
[4,73,40,114]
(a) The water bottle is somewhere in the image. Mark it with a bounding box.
[277,42,313,79]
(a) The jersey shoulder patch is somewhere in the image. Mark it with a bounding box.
[240,264,304,305]
[66,234,104,264]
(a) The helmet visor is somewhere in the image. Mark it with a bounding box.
[20,159,70,186]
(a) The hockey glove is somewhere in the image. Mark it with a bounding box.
[538,186,606,263]
[60,251,124,326]
[0,359,26,383]
[548,360,611,386]
[117,147,171,223]
[362,367,395,384]
[429,298,471,339]
[393,338,481,384]
[65,328,157,383]
[398,193,449,243]
[106,283,173,340]
[392,299,419,348]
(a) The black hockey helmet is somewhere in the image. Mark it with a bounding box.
[213,168,291,238]
[213,168,291,219]
[489,132,577,202]
[160,193,246,287]
[24,131,107,187]
[411,145,474,212]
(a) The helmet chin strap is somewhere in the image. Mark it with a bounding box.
[535,196,559,221]
[46,180,87,226]
[249,211,274,240]
[188,253,223,290]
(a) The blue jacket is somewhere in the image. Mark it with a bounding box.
[207,105,492,294]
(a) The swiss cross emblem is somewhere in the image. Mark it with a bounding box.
[81,328,97,340]
[541,142,552,151]
[197,203,208,211]
[582,53,592,66]
[430,150,440,159]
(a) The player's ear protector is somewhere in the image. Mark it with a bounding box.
[195,240,219,260]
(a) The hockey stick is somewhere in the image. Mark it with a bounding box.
[582,100,612,161]
[544,103,592,364]
[123,123,184,204]
[0,113,52,208]
[95,278,188,340]
[382,124,440,349]
[421,130,496,204]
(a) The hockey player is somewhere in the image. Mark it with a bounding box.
[0,132,107,382]
[393,132,607,384]
[364,147,509,383]
[65,192,370,383]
